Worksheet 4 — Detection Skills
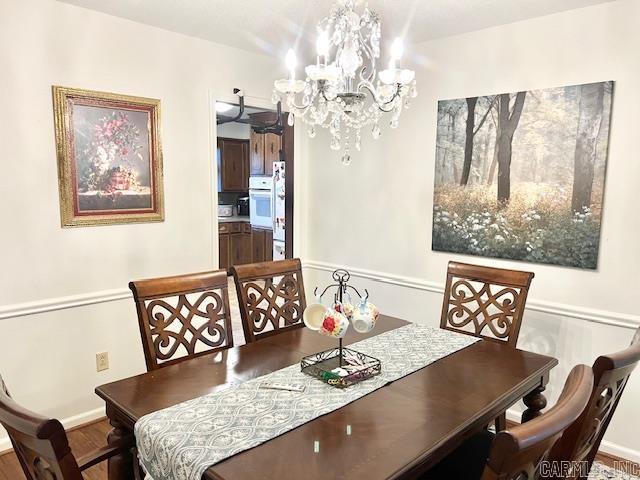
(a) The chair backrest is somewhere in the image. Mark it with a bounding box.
[440,261,534,347]
[129,270,234,371]
[548,328,640,479]
[231,258,307,343]
[0,375,83,480]
[481,365,594,480]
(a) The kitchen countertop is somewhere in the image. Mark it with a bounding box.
[218,215,250,223]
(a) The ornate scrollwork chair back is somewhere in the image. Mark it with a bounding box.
[129,270,234,372]
[440,261,535,348]
[231,258,307,343]
[0,374,135,480]
[481,365,593,480]
[548,328,640,480]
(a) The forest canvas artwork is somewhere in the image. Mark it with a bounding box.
[432,81,613,269]
[53,86,163,227]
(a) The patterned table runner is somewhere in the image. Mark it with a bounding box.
[135,324,480,480]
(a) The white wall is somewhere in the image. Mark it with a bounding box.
[302,0,640,461]
[0,0,281,450]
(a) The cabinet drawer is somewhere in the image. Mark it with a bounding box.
[219,222,248,233]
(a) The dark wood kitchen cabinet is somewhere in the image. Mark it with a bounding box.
[264,133,280,175]
[219,222,252,271]
[219,231,230,271]
[218,137,249,192]
[249,130,265,176]
[230,232,252,267]
[251,227,273,263]
[249,130,281,176]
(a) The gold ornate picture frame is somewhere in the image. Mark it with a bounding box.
[53,86,164,227]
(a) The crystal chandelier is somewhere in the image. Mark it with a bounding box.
[272,0,417,165]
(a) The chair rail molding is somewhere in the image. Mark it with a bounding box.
[0,288,132,321]
[303,260,640,330]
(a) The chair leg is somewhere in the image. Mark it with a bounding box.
[494,412,507,432]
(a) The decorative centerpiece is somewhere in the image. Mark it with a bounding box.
[301,269,381,388]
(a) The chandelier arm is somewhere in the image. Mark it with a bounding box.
[358,79,401,104]
[283,89,320,112]
[358,82,400,113]
[357,32,377,83]
[286,100,313,113]
[320,88,336,104]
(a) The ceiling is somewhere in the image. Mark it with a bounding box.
[59,0,612,60]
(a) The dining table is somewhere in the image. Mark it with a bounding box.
[95,315,558,480]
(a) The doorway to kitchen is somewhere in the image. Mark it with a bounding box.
[214,94,294,273]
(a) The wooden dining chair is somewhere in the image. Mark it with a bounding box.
[441,261,534,431]
[231,258,307,343]
[440,261,535,347]
[547,327,640,479]
[129,270,234,372]
[0,374,138,480]
[423,364,594,480]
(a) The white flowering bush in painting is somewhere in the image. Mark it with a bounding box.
[432,184,601,269]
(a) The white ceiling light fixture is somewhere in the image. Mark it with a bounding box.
[273,0,417,165]
[215,102,235,113]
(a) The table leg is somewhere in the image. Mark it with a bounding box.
[521,385,548,423]
[107,418,135,480]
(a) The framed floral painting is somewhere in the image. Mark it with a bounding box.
[53,86,164,227]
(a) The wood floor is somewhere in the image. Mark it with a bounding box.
[0,417,637,479]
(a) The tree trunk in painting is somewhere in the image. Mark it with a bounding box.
[450,111,459,184]
[460,97,477,186]
[487,124,499,185]
[496,92,526,205]
[480,123,493,183]
[497,134,512,203]
[571,83,604,213]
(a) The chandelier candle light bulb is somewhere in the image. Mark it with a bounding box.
[389,37,404,70]
[317,30,330,65]
[286,49,297,80]
[272,0,417,164]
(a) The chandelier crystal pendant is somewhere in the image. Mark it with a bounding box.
[272,0,417,165]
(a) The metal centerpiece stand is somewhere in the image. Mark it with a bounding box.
[300,269,382,388]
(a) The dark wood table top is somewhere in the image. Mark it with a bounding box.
[96,316,557,480]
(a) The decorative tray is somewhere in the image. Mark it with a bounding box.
[301,346,381,388]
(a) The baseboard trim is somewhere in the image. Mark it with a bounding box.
[599,440,640,466]
[0,289,131,321]
[303,260,640,330]
[0,406,106,454]
[505,409,640,464]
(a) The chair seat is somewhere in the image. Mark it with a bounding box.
[421,430,495,480]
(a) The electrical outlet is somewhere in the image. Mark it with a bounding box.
[96,352,109,372]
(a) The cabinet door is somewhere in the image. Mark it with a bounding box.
[264,133,281,175]
[252,228,266,263]
[230,233,252,266]
[220,138,248,192]
[265,229,273,261]
[249,130,265,175]
[241,142,249,190]
[218,233,230,271]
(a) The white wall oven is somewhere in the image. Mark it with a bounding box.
[249,176,273,229]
